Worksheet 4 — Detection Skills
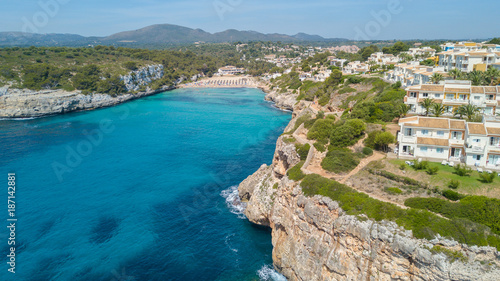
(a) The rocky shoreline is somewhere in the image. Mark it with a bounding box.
[0,85,174,119]
[238,94,500,281]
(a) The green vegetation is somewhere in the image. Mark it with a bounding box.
[338,86,356,94]
[273,183,279,190]
[454,164,472,177]
[405,195,500,236]
[382,41,410,55]
[321,148,361,173]
[441,189,465,201]
[296,143,311,161]
[479,173,496,183]
[0,45,241,93]
[287,161,306,181]
[301,174,500,250]
[426,166,439,175]
[448,180,460,189]
[385,187,403,195]
[368,169,427,188]
[306,118,366,150]
[430,246,467,263]
[364,130,395,152]
[362,147,373,156]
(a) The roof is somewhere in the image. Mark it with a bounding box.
[398,116,419,124]
[445,88,470,93]
[487,127,500,135]
[471,87,484,94]
[484,87,498,93]
[419,85,445,92]
[405,117,450,129]
[417,137,449,146]
[450,120,466,130]
[467,123,487,135]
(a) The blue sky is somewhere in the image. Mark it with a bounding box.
[1,0,498,40]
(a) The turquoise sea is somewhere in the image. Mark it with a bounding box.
[0,88,291,281]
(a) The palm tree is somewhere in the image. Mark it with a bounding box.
[456,104,480,121]
[468,70,485,86]
[448,68,462,80]
[418,98,435,116]
[430,73,444,84]
[398,104,411,118]
[454,106,466,119]
[485,67,500,86]
[431,103,446,117]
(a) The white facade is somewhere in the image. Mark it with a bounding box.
[398,116,500,171]
[404,81,500,117]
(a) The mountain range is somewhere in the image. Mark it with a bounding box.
[0,24,348,47]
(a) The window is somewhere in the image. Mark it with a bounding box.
[405,128,413,136]
[420,146,428,152]
[491,137,500,146]
[487,95,495,100]
[422,93,429,98]
[437,131,445,137]
[434,94,441,98]
[475,155,481,161]
[474,96,481,100]
[452,131,462,139]
[410,92,417,98]
[446,94,454,100]
[421,130,429,135]
[459,94,467,101]
[436,148,444,153]
[473,139,481,143]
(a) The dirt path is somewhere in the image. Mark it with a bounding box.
[339,151,385,184]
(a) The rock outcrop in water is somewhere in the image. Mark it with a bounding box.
[0,65,171,118]
[238,100,500,281]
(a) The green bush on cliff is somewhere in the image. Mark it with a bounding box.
[300,174,500,250]
[287,161,306,181]
[321,148,360,173]
[295,143,311,161]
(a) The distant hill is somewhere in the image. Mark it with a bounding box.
[0,24,347,47]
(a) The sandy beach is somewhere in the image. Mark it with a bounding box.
[179,75,261,89]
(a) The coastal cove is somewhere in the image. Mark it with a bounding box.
[0,88,290,280]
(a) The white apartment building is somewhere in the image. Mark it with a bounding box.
[385,62,446,87]
[404,81,500,117]
[218,66,246,75]
[397,116,500,170]
[343,61,369,74]
[438,49,500,72]
[368,52,400,66]
[403,47,436,58]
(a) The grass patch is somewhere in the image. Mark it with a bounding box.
[338,86,356,94]
[368,169,427,188]
[300,174,500,250]
[283,136,296,144]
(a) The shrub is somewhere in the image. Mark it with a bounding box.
[426,166,439,175]
[362,147,373,156]
[307,119,335,141]
[479,173,496,183]
[448,180,460,189]
[313,140,327,152]
[273,183,278,190]
[287,161,306,181]
[296,143,311,161]
[283,136,296,143]
[368,169,427,188]
[123,61,138,71]
[338,86,356,94]
[321,149,360,173]
[442,190,465,201]
[413,160,429,170]
[454,164,472,177]
[399,163,406,170]
[430,246,467,263]
[385,187,403,195]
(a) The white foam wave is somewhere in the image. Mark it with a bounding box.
[257,264,287,281]
[220,186,247,219]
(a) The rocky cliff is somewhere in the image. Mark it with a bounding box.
[238,104,500,281]
[0,65,171,118]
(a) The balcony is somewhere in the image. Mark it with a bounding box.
[443,99,468,105]
[466,145,485,154]
[399,135,417,144]
[406,97,417,104]
[449,139,465,146]
[485,99,497,106]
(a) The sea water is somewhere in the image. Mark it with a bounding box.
[0,88,290,281]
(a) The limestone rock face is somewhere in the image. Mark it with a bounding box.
[265,91,298,111]
[238,107,500,281]
[120,64,164,92]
